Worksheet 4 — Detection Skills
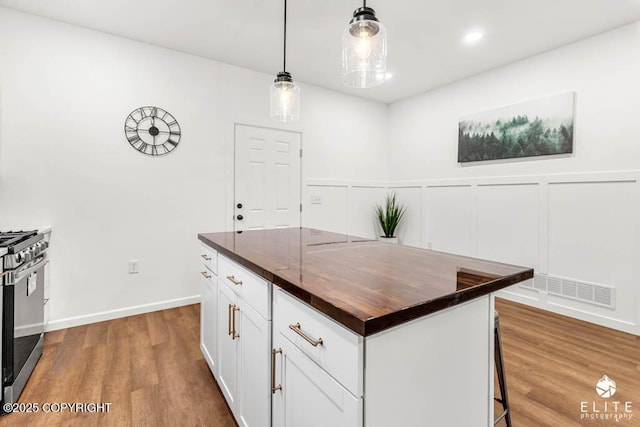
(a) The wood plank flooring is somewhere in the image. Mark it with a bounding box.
[495,298,640,427]
[0,299,637,426]
[0,305,235,427]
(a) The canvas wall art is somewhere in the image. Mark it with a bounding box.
[458,92,575,163]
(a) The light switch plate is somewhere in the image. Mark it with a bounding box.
[311,195,322,204]
[129,260,139,274]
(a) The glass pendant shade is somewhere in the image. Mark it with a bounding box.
[270,72,300,122]
[342,7,387,88]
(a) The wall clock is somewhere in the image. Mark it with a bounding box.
[124,106,181,156]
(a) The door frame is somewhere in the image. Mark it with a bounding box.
[227,122,303,232]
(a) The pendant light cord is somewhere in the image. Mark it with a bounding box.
[283,0,287,72]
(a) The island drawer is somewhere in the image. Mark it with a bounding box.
[199,243,217,275]
[218,254,271,320]
[273,287,363,397]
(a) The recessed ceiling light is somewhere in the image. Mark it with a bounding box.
[463,31,484,45]
[385,72,393,80]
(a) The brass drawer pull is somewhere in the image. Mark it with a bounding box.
[201,271,212,279]
[231,305,240,339]
[289,323,324,347]
[226,275,242,286]
[272,348,283,393]
[228,304,233,336]
[201,254,212,261]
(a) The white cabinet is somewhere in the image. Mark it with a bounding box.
[216,254,272,427]
[272,287,363,427]
[200,243,218,375]
[217,279,238,408]
[272,331,362,427]
[200,268,217,374]
[237,294,271,427]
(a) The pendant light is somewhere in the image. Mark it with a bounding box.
[271,0,300,122]
[342,0,387,88]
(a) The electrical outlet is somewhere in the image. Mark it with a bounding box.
[311,195,322,204]
[129,260,139,274]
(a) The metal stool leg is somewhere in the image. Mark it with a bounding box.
[494,311,512,427]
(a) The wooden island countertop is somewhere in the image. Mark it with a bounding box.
[198,227,533,336]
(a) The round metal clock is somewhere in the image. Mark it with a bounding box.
[124,106,181,156]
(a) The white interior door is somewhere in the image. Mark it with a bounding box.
[235,125,301,231]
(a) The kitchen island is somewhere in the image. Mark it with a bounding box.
[198,227,533,427]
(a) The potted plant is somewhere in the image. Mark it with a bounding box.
[374,191,406,244]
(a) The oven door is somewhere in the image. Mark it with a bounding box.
[3,255,45,404]
[0,261,3,405]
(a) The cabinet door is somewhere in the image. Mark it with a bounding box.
[236,302,271,427]
[272,335,361,427]
[217,280,239,412]
[200,270,217,374]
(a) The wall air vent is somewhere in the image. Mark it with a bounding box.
[577,282,594,301]
[562,280,577,298]
[533,273,546,290]
[594,285,614,307]
[546,276,562,294]
[520,272,615,309]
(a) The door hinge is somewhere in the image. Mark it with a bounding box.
[300,204,302,212]
[299,148,302,158]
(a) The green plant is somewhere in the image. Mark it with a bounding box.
[374,191,407,238]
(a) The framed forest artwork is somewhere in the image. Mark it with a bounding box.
[458,92,575,163]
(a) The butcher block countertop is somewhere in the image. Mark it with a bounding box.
[198,227,533,336]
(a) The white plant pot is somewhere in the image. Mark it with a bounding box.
[379,236,398,244]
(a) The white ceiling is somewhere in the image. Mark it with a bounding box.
[1,0,640,104]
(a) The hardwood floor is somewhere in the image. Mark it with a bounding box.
[0,305,235,427]
[495,298,640,427]
[1,300,637,426]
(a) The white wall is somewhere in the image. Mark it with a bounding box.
[388,22,640,180]
[1,6,637,336]
[0,7,388,329]
[385,22,640,334]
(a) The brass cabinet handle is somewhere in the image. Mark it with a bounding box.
[288,323,324,347]
[226,275,242,286]
[231,306,240,339]
[201,254,212,261]
[272,348,283,393]
[0,271,6,279]
[201,271,212,279]
[228,304,233,336]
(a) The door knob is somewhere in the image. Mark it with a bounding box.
[237,203,243,209]
[237,214,244,220]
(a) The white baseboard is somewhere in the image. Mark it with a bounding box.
[45,295,201,332]
[497,290,638,336]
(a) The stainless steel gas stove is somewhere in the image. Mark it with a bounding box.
[0,230,47,408]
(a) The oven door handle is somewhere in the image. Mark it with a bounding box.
[9,255,48,285]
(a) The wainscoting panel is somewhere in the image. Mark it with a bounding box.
[425,185,472,256]
[305,185,349,234]
[350,186,387,239]
[388,186,422,248]
[477,184,540,270]
[546,179,638,326]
